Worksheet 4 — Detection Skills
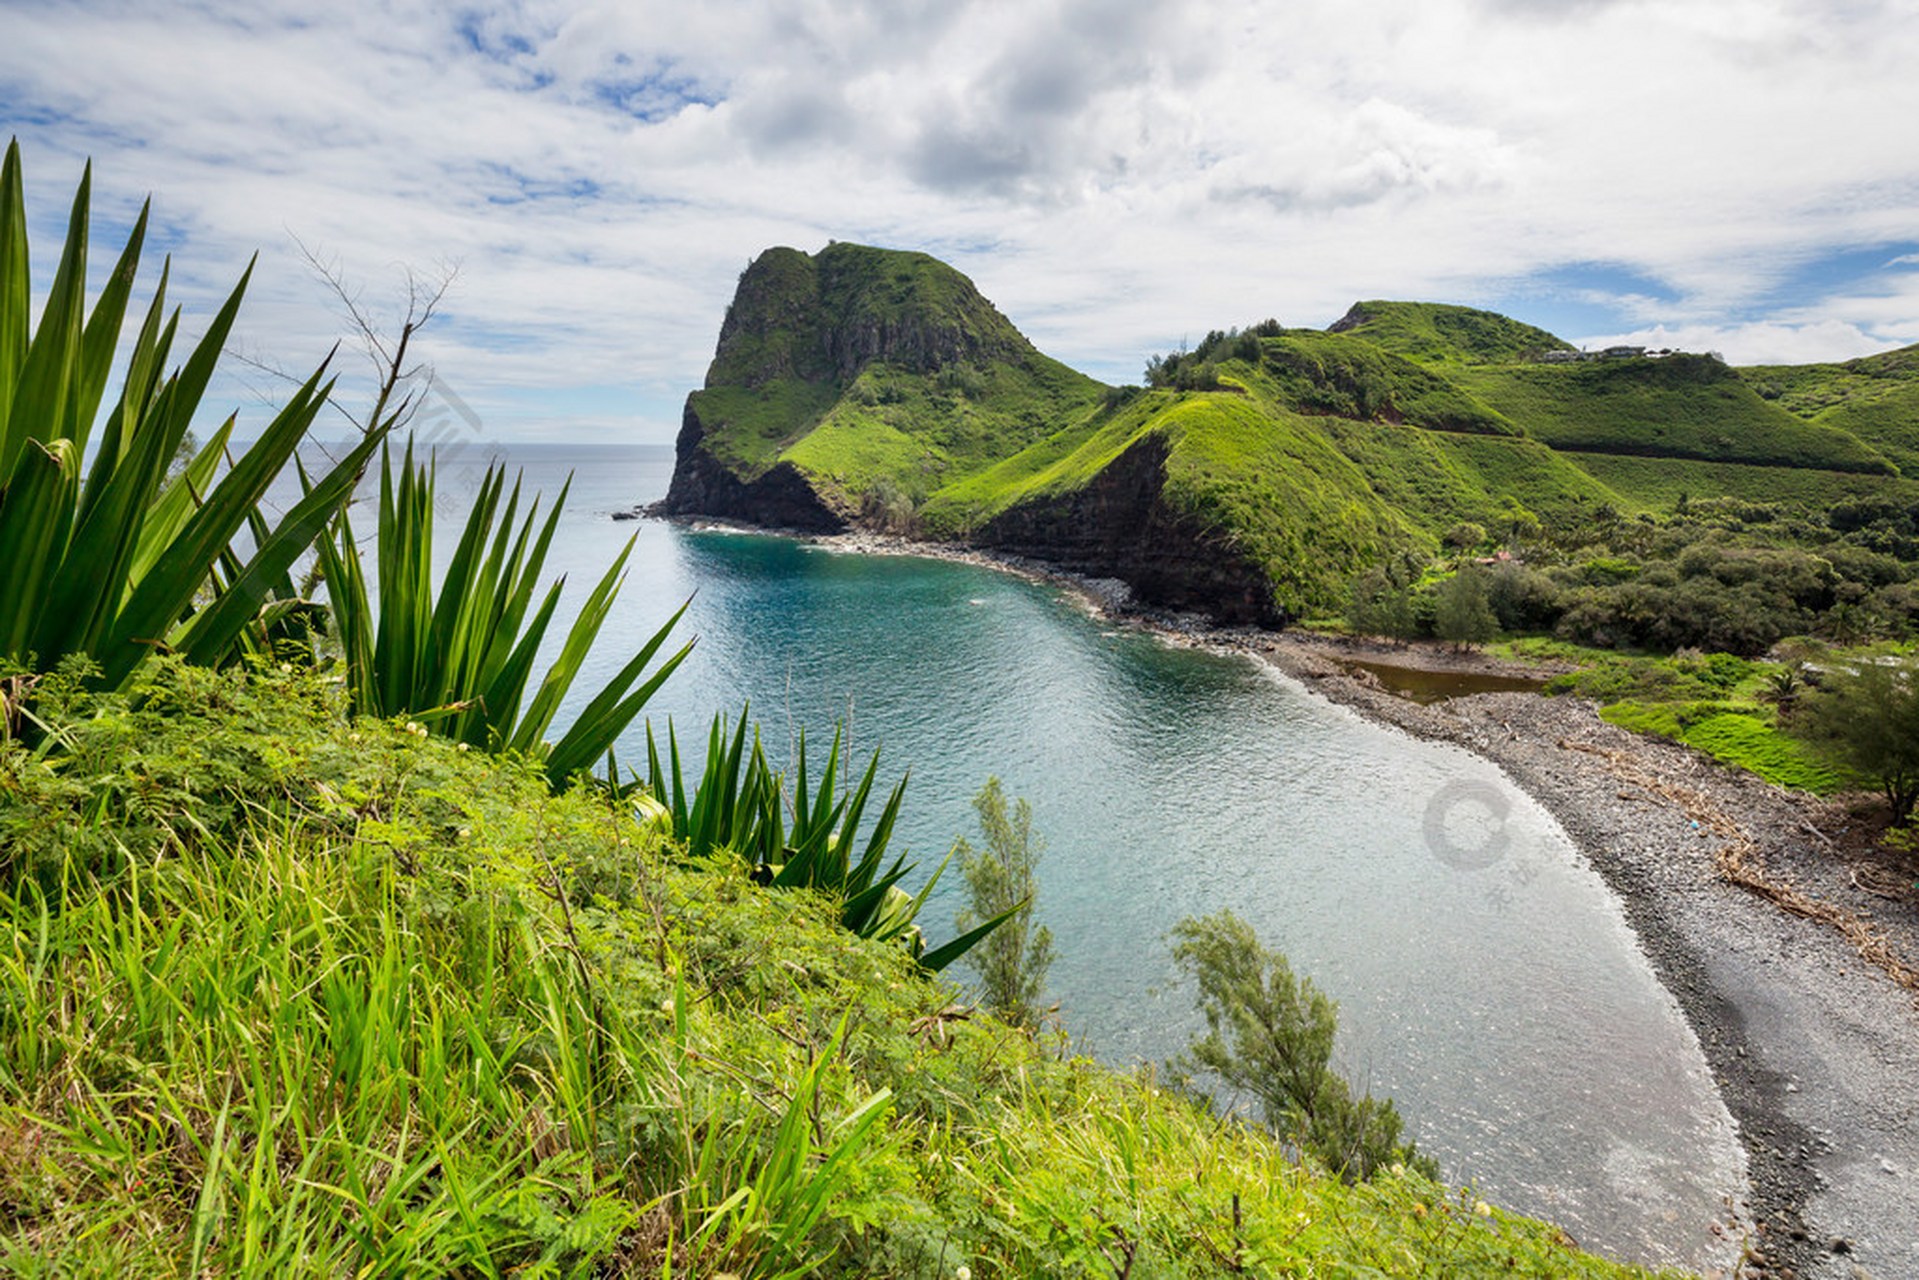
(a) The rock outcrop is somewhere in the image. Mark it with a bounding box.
[655,240,1282,625]
[974,435,1286,626]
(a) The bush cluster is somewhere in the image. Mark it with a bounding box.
[1345,492,1919,657]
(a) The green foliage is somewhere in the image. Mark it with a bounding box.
[0,138,382,693]
[1566,453,1919,516]
[1346,552,1425,640]
[1600,700,1848,794]
[1434,565,1499,648]
[1795,657,1919,820]
[1485,561,1563,633]
[952,777,1055,1029]
[1458,355,1894,474]
[684,241,1919,654]
[0,660,1669,1278]
[317,441,692,790]
[1170,911,1437,1185]
[642,713,999,970]
[1252,330,1517,434]
[1552,542,1833,656]
[1745,343,1919,473]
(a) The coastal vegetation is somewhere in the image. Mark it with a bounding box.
[661,244,1919,637]
[1171,911,1438,1186]
[952,777,1055,1030]
[0,662,1671,1276]
[0,145,1696,1274]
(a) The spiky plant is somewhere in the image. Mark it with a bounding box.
[643,713,1015,970]
[315,439,692,790]
[0,138,385,694]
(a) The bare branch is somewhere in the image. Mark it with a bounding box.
[290,232,461,443]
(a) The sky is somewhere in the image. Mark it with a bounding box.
[4,0,1919,444]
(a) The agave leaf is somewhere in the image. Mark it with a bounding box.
[3,163,87,483]
[542,601,693,786]
[0,439,80,657]
[98,367,334,686]
[126,416,232,590]
[0,140,28,451]
[918,902,1025,974]
[78,258,173,524]
[508,531,632,752]
[28,386,184,661]
[71,199,146,452]
[150,259,253,466]
[177,409,384,668]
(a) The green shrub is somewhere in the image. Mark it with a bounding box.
[1171,910,1437,1184]
[953,777,1055,1030]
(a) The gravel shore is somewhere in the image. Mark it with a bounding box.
[672,519,1919,1278]
[1243,634,1919,1280]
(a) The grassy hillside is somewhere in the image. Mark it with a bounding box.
[0,658,1673,1277]
[1251,330,1519,435]
[1457,355,1897,474]
[1744,343,1919,474]
[1563,453,1919,514]
[920,358,1623,613]
[1327,300,1575,366]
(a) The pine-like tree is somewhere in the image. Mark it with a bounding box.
[1171,910,1437,1182]
[954,778,1054,1029]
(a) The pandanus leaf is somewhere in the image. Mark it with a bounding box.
[0,140,376,690]
[316,443,690,791]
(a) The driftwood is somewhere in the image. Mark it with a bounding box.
[1559,737,1919,1001]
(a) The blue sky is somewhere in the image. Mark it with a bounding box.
[5,0,1919,443]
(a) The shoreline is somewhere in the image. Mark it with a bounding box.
[660,516,1919,1279]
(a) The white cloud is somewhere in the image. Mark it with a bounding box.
[3,0,1919,442]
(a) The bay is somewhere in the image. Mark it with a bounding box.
[281,440,1744,1269]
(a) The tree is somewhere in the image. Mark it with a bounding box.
[1171,911,1436,1183]
[953,777,1054,1029]
[1798,657,1919,823]
[1346,552,1423,642]
[1433,565,1498,649]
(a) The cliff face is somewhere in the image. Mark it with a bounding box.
[658,401,849,532]
[973,436,1286,627]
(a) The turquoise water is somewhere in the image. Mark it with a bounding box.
[284,442,1743,1269]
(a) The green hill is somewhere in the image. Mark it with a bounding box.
[1328,300,1575,366]
[1743,343,1919,473]
[662,247,1919,623]
[1457,354,1897,474]
[661,243,1110,529]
